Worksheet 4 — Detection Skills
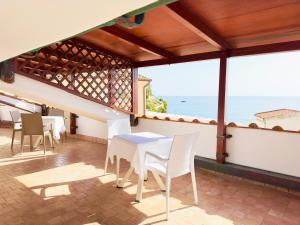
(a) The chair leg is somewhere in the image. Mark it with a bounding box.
[191,167,199,205]
[50,130,55,147]
[152,171,166,191]
[43,135,46,155]
[29,135,33,151]
[116,156,120,187]
[104,149,110,175]
[144,170,148,181]
[21,134,24,154]
[166,177,171,220]
[11,130,15,151]
[48,133,54,149]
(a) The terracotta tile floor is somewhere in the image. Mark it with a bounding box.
[0,128,299,225]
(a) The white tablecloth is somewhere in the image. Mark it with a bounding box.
[42,116,66,140]
[109,132,173,175]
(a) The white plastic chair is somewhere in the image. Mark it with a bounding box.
[143,133,199,220]
[104,118,131,174]
[10,110,22,151]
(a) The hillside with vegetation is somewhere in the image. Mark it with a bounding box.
[139,75,168,113]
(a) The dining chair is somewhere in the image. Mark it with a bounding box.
[10,111,22,151]
[20,113,54,154]
[48,107,67,141]
[143,132,199,220]
[104,118,131,174]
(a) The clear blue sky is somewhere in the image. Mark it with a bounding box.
[139,51,300,96]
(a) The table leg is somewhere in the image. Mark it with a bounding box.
[152,171,166,191]
[136,172,144,202]
[118,167,134,188]
[116,156,120,187]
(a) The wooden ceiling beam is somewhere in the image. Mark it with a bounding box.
[136,40,300,67]
[102,26,176,59]
[229,40,300,57]
[135,51,222,67]
[165,2,231,50]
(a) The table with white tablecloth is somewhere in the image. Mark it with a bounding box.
[108,132,173,201]
[33,116,66,148]
[42,116,66,141]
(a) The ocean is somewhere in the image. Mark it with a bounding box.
[160,96,300,125]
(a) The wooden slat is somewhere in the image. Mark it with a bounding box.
[216,51,228,164]
[15,39,135,114]
[102,26,176,59]
[131,67,138,114]
[229,40,300,57]
[137,40,300,67]
[165,2,231,49]
[135,51,222,67]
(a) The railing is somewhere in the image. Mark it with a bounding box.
[14,39,136,114]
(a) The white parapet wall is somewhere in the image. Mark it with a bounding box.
[134,118,300,178]
[0,74,130,140]
[227,127,300,177]
[0,105,29,121]
[77,115,107,139]
[0,94,42,113]
[133,118,217,160]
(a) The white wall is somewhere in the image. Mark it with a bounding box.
[77,116,107,139]
[256,115,300,131]
[135,118,300,178]
[133,118,217,160]
[0,95,41,113]
[0,105,29,121]
[1,75,128,122]
[227,127,300,177]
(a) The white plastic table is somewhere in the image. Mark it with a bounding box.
[108,132,173,201]
[33,116,66,148]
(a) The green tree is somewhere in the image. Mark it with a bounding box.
[145,86,168,113]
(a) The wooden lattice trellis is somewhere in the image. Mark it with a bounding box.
[14,39,136,113]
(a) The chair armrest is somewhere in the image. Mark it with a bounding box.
[145,151,169,162]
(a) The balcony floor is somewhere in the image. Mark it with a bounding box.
[0,128,299,225]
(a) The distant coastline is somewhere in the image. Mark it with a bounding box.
[159,96,300,125]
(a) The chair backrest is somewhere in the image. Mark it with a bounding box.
[107,118,131,139]
[48,108,64,117]
[21,113,44,135]
[10,110,21,123]
[167,132,199,177]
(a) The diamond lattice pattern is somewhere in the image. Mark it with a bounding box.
[14,39,134,113]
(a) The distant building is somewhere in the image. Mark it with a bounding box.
[255,109,300,131]
[137,75,152,117]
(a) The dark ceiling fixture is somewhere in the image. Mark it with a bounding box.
[115,13,145,29]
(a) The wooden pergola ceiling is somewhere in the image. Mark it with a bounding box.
[78,0,300,66]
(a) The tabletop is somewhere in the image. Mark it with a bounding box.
[109,132,173,175]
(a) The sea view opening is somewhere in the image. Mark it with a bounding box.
[139,59,220,123]
[139,51,300,131]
